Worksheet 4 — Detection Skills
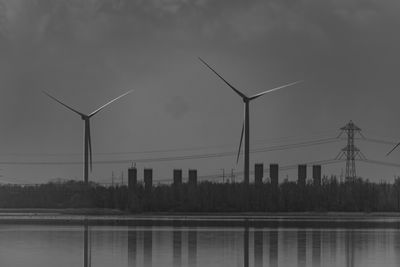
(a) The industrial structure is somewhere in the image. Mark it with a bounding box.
[298,164,307,186]
[173,169,183,186]
[313,165,322,186]
[188,169,197,186]
[336,120,366,180]
[128,165,137,190]
[254,163,263,184]
[270,164,279,187]
[144,168,153,193]
[118,120,400,189]
[125,162,324,189]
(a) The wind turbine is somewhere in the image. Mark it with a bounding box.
[199,58,301,184]
[43,90,133,184]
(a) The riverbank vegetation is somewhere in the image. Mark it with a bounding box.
[0,176,400,212]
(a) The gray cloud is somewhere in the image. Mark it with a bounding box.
[164,95,190,119]
[0,0,400,182]
[0,0,392,46]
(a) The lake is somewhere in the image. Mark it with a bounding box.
[0,215,399,266]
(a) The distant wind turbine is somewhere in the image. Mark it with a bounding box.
[43,90,134,184]
[199,57,302,184]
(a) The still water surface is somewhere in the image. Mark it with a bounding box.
[0,222,399,267]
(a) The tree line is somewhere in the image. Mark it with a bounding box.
[0,176,400,212]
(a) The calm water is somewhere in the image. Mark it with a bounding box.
[0,222,400,266]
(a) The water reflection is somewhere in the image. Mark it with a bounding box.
[297,230,307,267]
[83,223,91,267]
[244,226,249,267]
[4,223,400,267]
[395,230,400,266]
[143,230,153,267]
[254,229,263,267]
[173,230,182,267]
[312,230,321,267]
[270,230,278,267]
[188,230,197,267]
[346,231,354,267]
[330,230,337,264]
[128,230,136,266]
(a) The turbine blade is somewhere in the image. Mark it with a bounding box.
[89,89,134,117]
[387,142,400,156]
[43,91,84,116]
[249,81,303,100]
[198,57,248,99]
[236,122,244,165]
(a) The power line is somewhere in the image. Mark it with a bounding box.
[358,159,400,168]
[0,137,340,166]
[5,128,400,184]
[278,159,343,171]
[0,131,339,158]
[358,137,397,146]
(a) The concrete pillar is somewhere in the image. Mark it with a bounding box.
[255,164,264,184]
[188,169,197,186]
[298,164,307,186]
[269,164,279,187]
[173,169,182,186]
[313,165,322,186]
[128,167,137,190]
[144,168,152,193]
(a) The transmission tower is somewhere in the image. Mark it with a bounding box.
[336,120,366,180]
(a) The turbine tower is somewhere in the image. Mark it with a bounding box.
[199,58,301,184]
[44,90,133,184]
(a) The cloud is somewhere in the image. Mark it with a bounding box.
[0,0,397,43]
[200,1,315,41]
[0,0,398,55]
[150,0,188,13]
[0,0,44,42]
[164,96,190,119]
[198,0,395,44]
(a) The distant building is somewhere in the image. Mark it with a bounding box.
[255,164,263,184]
[188,169,197,186]
[313,165,322,186]
[298,165,307,186]
[128,167,137,190]
[173,169,182,186]
[144,168,152,192]
[270,164,279,187]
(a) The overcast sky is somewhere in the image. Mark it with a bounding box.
[1,0,400,184]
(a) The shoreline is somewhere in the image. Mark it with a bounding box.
[2,208,400,216]
[0,209,400,228]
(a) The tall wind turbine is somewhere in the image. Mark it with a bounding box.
[43,90,133,184]
[199,58,301,184]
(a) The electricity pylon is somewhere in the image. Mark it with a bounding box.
[336,120,366,180]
